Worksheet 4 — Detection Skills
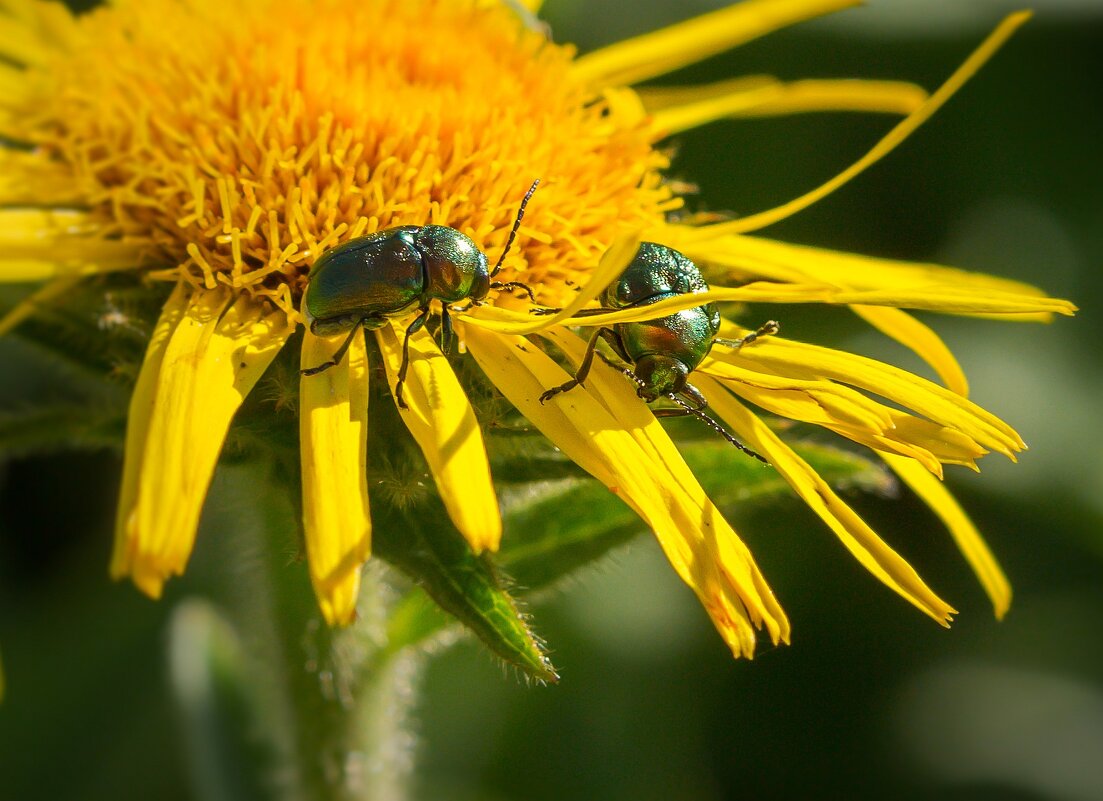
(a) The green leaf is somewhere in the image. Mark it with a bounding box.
[373,501,558,683]
[388,437,890,654]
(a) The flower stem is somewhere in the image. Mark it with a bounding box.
[173,462,422,801]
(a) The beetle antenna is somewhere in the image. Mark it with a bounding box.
[666,393,769,465]
[491,179,540,278]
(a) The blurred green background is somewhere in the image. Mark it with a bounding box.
[2,1,1101,799]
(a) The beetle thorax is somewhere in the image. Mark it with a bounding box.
[415,225,490,303]
[633,354,689,401]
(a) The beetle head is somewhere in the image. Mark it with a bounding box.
[633,354,688,402]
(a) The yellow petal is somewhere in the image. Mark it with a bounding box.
[376,322,501,553]
[710,330,1024,458]
[684,12,1032,235]
[701,356,895,432]
[0,209,148,282]
[543,326,789,645]
[852,306,969,396]
[572,0,859,87]
[0,150,81,206]
[638,75,780,110]
[300,327,372,626]
[525,281,1075,327]
[112,283,190,586]
[465,325,785,657]
[648,78,928,135]
[695,374,957,626]
[882,452,1011,619]
[464,230,641,335]
[113,289,292,597]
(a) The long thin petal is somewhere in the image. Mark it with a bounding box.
[520,281,1075,327]
[882,453,1011,619]
[648,78,928,135]
[0,209,149,282]
[0,150,81,206]
[300,327,371,625]
[852,305,969,396]
[685,12,1032,235]
[111,284,189,584]
[465,325,784,657]
[709,330,1024,458]
[695,374,957,626]
[572,0,859,87]
[113,289,292,597]
[543,326,789,645]
[464,230,640,335]
[376,323,501,553]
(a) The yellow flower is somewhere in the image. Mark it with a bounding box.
[0,0,1074,657]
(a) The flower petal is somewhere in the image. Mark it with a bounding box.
[538,281,1075,324]
[709,329,1024,459]
[376,322,501,553]
[0,150,81,206]
[543,326,789,645]
[113,288,292,597]
[647,78,928,135]
[882,452,1011,619]
[465,325,785,657]
[299,327,372,626]
[0,209,148,282]
[572,0,860,87]
[694,374,957,626]
[851,306,969,396]
[683,12,1032,235]
[464,230,641,335]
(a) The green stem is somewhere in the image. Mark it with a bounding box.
[172,463,423,801]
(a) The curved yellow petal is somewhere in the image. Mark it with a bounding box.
[700,356,895,432]
[300,327,371,626]
[572,0,859,87]
[0,209,148,282]
[851,306,969,396]
[464,230,641,335]
[543,326,789,645]
[882,452,1011,619]
[709,330,1024,459]
[638,75,780,111]
[113,289,292,597]
[695,374,957,626]
[376,323,501,553]
[0,150,81,206]
[685,12,1032,235]
[465,325,784,657]
[648,78,928,136]
[514,282,1075,329]
[678,231,1054,301]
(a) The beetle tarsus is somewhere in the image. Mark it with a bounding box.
[491,280,538,304]
[300,320,365,376]
[715,320,780,350]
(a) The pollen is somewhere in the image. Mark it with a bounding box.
[6,0,675,314]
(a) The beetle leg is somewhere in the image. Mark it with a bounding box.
[394,307,431,409]
[300,319,366,376]
[439,305,454,355]
[490,280,538,304]
[714,320,779,350]
[539,327,608,404]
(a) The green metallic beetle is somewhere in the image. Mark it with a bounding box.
[538,242,777,461]
[301,180,539,407]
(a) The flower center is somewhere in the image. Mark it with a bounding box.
[19,0,678,315]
